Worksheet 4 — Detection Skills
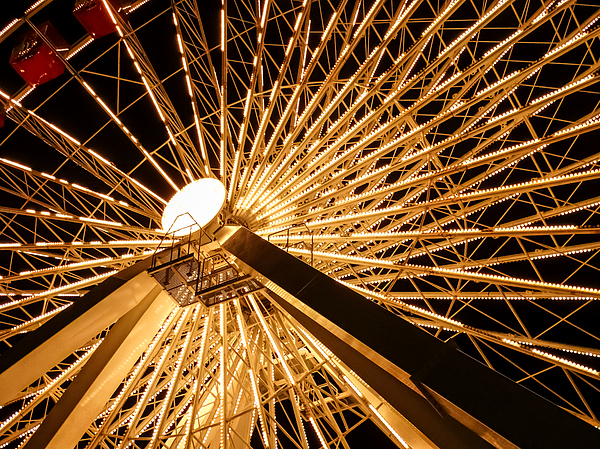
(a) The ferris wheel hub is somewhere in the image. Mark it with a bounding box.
[161,178,226,235]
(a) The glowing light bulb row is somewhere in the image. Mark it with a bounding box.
[544,32,587,60]
[120,316,183,432]
[436,0,510,61]
[148,307,195,446]
[101,14,180,191]
[249,294,296,385]
[407,262,600,296]
[270,224,582,244]
[559,348,600,359]
[2,103,162,208]
[532,74,596,106]
[382,0,418,42]
[15,253,146,278]
[421,0,460,37]
[262,165,392,221]
[339,280,465,328]
[5,303,72,337]
[0,271,117,313]
[421,166,600,208]
[0,19,18,38]
[531,349,599,376]
[171,12,207,165]
[417,322,457,333]
[251,42,471,212]
[0,341,100,435]
[529,246,593,261]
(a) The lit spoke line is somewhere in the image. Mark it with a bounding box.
[270,226,600,267]
[339,193,600,268]
[0,342,101,441]
[228,0,273,202]
[0,250,153,284]
[114,308,187,448]
[0,271,118,313]
[26,17,191,193]
[0,304,71,341]
[170,0,224,181]
[407,316,600,379]
[219,0,228,186]
[247,294,296,385]
[407,315,600,359]
[330,238,600,280]
[285,246,600,298]
[86,308,180,448]
[1,92,167,212]
[0,157,157,220]
[267,225,600,243]
[103,0,199,189]
[219,302,228,448]
[259,163,600,234]
[435,241,600,272]
[183,309,213,448]
[250,10,600,219]
[0,239,175,251]
[170,5,211,175]
[0,205,168,234]
[235,0,351,209]
[150,306,196,446]
[234,299,271,448]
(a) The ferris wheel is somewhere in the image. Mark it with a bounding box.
[0,0,600,447]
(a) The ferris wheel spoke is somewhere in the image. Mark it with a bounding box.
[0,157,156,222]
[235,0,358,209]
[172,0,227,179]
[0,206,165,238]
[302,245,600,297]
[257,83,600,233]
[0,343,99,448]
[28,17,200,191]
[2,97,168,215]
[242,0,530,212]
[170,0,215,177]
[106,2,209,185]
[351,287,600,384]
[258,16,600,222]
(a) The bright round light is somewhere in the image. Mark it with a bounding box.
[161,178,226,235]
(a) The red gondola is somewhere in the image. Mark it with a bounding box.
[9,22,68,87]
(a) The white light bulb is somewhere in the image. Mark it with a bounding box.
[161,178,226,235]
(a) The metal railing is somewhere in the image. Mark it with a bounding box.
[268,222,314,266]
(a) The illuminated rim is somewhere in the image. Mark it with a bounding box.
[161,178,226,234]
[0,0,600,447]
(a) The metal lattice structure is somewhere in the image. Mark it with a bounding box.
[1,0,600,447]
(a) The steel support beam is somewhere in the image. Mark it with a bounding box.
[0,259,154,405]
[23,285,175,449]
[216,226,600,449]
